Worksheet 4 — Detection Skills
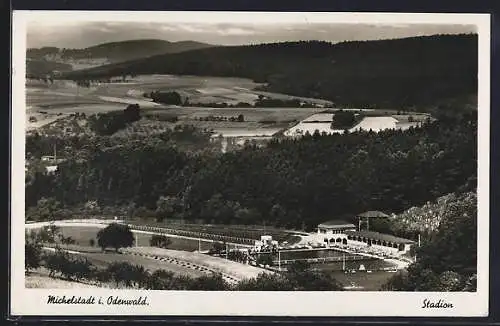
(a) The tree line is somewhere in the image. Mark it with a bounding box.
[26,111,476,232]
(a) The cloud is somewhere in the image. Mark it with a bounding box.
[25,20,477,49]
[217,27,257,35]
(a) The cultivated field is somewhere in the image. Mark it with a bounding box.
[26,75,329,136]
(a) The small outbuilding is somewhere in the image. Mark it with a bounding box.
[356,210,390,231]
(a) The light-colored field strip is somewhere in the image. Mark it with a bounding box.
[124,247,271,283]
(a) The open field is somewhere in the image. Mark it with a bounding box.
[54,225,215,252]
[26,75,330,136]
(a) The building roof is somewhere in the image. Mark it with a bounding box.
[318,220,356,229]
[357,210,390,218]
[345,230,415,244]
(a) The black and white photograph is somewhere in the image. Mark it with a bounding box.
[11,11,490,317]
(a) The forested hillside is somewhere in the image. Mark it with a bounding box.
[26,59,73,78]
[27,39,214,63]
[26,111,476,230]
[383,191,477,291]
[61,34,478,110]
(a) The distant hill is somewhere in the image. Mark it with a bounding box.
[61,34,478,110]
[26,59,73,78]
[27,39,215,63]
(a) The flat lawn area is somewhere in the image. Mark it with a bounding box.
[56,226,214,251]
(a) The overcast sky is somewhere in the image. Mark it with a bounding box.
[26,21,476,49]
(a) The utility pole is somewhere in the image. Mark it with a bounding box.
[413,233,421,263]
[342,253,346,272]
[226,243,228,260]
[198,237,201,252]
[278,249,281,271]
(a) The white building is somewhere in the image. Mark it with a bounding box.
[314,220,357,246]
[345,230,415,254]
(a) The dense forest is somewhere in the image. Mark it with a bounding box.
[26,110,476,233]
[61,34,478,110]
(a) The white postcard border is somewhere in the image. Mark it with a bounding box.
[10,11,491,317]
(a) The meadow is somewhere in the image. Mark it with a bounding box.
[56,225,215,252]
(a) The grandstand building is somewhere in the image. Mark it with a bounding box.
[345,230,415,254]
[314,219,415,254]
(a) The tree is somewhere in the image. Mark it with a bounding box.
[124,104,141,122]
[25,239,42,273]
[26,197,62,221]
[236,272,294,291]
[285,261,344,291]
[256,254,274,267]
[331,110,358,129]
[438,271,463,291]
[237,114,245,122]
[33,224,61,244]
[149,235,172,249]
[107,261,138,287]
[146,269,176,289]
[44,248,71,278]
[150,91,182,105]
[97,223,135,252]
[187,273,230,290]
[156,196,183,222]
[269,204,286,226]
[209,241,225,255]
